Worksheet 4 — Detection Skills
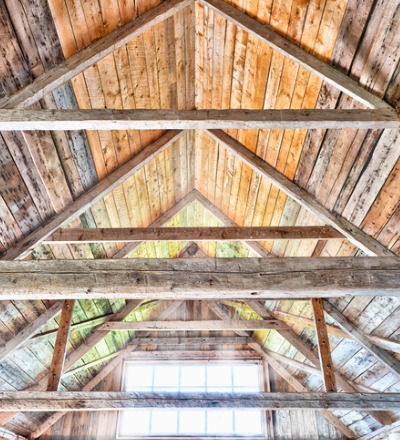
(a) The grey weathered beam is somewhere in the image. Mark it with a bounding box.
[0,130,185,260]
[0,257,399,300]
[0,392,399,411]
[207,129,395,257]
[127,336,250,345]
[0,0,193,109]
[0,109,398,130]
[199,0,392,110]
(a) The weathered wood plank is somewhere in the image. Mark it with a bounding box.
[125,350,261,360]
[47,300,75,391]
[125,336,250,345]
[47,225,344,243]
[97,319,287,331]
[199,0,392,109]
[0,257,398,300]
[207,129,395,256]
[312,298,337,392]
[0,109,397,130]
[0,0,193,109]
[0,391,399,411]
[0,130,185,260]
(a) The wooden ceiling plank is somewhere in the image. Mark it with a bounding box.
[0,109,398,130]
[323,300,400,379]
[0,0,193,110]
[206,301,357,438]
[199,0,392,110]
[0,391,400,411]
[46,225,344,243]
[206,129,395,256]
[47,300,75,391]
[357,419,400,440]
[311,298,337,392]
[0,257,399,300]
[0,130,185,260]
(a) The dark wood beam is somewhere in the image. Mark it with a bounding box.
[312,298,337,392]
[47,300,75,391]
[207,129,395,257]
[46,225,344,243]
[0,109,398,130]
[0,257,399,300]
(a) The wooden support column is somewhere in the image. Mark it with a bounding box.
[311,298,337,392]
[47,300,75,391]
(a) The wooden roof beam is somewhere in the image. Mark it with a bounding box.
[206,129,395,257]
[0,130,185,260]
[199,0,392,110]
[0,109,398,130]
[0,257,399,300]
[0,0,193,110]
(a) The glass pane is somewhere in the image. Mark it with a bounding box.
[119,410,150,435]
[150,410,178,434]
[181,366,205,388]
[179,410,206,434]
[233,365,260,388]
[154,365,179,390]
[234,410,263,435]
[125,365,153,390]
[207,410,234,435]
[207,365,232,389]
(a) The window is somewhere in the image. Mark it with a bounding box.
[118,363,265,438]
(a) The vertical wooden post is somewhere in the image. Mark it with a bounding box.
[311,298,337,392]
[47,300,75,391]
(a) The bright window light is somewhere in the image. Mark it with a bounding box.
[118,363,265,438]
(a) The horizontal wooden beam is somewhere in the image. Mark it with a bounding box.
[199,0,391,110]
[207,129,395,257]
[47,226,343,243]
[0,392,399,411]
[0,109,398,130]
[0,257,399,300]
[0,0,192,109]
[97,320,286,331]
[127,336,250,345]
[125,350,261,360]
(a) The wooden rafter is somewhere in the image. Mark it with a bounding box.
[46,225,344,243]
[206,129,395,257]
[0,109,398,130]
[0,130,185,260]
[199,0,392,110]
[0,0,192,109]
[311,298,337,392]
[0,257,399,300]
[47,300,75,391]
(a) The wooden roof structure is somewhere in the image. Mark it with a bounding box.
[0,0,399,438]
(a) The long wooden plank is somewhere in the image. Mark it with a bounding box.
[312,298,337,392]
[97,319,287,331]
[0,257,399,300]
[0,0,193,109]
[0,302,62,361]
[47,225,344,243]
[358,420,400,440]
[193,190,271,257]
[207,129,395,257]
[0,130,185,260]
[125,350,260,360]
[126,336,250,345]
[47,300,75,391]
[323,300,400,379]
[0,391,399,411]
[0,109,397,130]
[199,0,391,110]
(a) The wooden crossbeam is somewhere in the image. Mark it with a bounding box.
[0,0,192,109]
[199,0,392,110]
[0,391,399,412]
[125,350,261,360]
[0,130,184,260]
[323,300,400,379]
[46,225,343,243]
[312,298,337,392]
[47,300,75,391]
[126,336,250,345]
[0,109,398,130]
[97,320,286,331]
[0,257,398,300]
[207,129,395,257]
